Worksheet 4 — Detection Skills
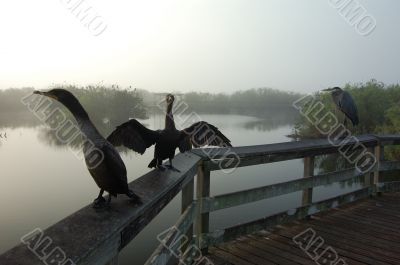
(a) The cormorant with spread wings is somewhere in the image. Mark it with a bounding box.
[107,94,232,171]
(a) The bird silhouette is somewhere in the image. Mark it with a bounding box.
[107,94,232,171]
[33,89,141,208]
[322,87,359,127]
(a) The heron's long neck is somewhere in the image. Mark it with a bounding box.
[165,101,176,130]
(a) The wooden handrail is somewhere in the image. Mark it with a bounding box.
[1,134,400,265]
[192,134,382,171]
[0,152,201,265]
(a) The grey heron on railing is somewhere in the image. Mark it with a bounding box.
[322,87,359,127]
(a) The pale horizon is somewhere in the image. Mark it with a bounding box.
[1,0,399,93]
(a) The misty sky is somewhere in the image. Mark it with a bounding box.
[0,0,399,93]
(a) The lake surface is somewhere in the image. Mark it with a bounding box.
[0,114,362,264]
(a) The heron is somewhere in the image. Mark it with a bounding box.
[322,87,359,127]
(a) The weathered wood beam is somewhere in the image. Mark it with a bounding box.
[380,160,400,172]
[144,202,197,265]
[200,167,367,213]
[201,188,372,248]
[378,181,400,192]
[372,145,382,194]
[195,162,211,253]
[0,153,201,265]
[302,156,314,206]
[377,135,400,146]
[192,135,379,171]
[181,177,194,255]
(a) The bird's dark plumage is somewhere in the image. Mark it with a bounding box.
[179,121,232,152]
[33,89,140,208]
[107,94,232,171]
[107,119,160,154]
[338,90,359,126]
[323,87,359,126]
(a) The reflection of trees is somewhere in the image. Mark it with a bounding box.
[0,112,41,129]
[242,111,297,132]
[36,120,152,152]
[37,126,82,150]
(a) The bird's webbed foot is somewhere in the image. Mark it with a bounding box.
[93,196,106,209]
[165,164,181,172]
[157,165,167,171]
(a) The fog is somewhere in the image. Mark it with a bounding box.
[1,0,399,93]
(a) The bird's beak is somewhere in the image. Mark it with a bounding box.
[321,88,334,92]
[33,90,58,100]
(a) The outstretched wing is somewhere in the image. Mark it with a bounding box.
[179,121,232,152]
[107,119,160,154]
[339,91,359,126]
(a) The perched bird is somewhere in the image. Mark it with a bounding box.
[107,94,232,171]
[322,87,359,127]
[33,89,141,208]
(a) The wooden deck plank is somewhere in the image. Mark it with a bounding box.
[209,248,255,265]
[207,192,400,265]
[260,232,365,265]
[288,222,400,264]
[274,227,392,265]
[310,215,400,243]
[234,240,298,265]
[217,244,276,265]
[244,235,314,265]
[321,210,400,234]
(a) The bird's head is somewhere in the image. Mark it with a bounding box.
[166,94,175,104]
[34,89,76,104]
[33,89,88,117]
[322,87,342,93]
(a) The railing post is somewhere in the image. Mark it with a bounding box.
[364,147,374,187]
[373,144,383,195]
[195,161,210,253]
[181,177,194,254]
[302,156,314,206]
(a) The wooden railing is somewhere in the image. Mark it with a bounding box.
[1,134,400,265]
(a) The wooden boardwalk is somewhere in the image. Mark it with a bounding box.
[207,192,400,265]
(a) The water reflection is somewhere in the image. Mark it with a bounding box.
[0,113,362,265]
[0,112,41,129]
[4,112,295,150]
[242,112,297,132]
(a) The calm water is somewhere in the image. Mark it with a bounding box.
[0,114,361,264]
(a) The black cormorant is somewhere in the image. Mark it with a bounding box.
[322,87,359,127]
[107,94,232,171]
[33,89,141,208]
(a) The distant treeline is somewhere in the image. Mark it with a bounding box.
[1,86,303,125]
[181,88,302,116]
[0,86,303,133]
[0,86,147,130]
